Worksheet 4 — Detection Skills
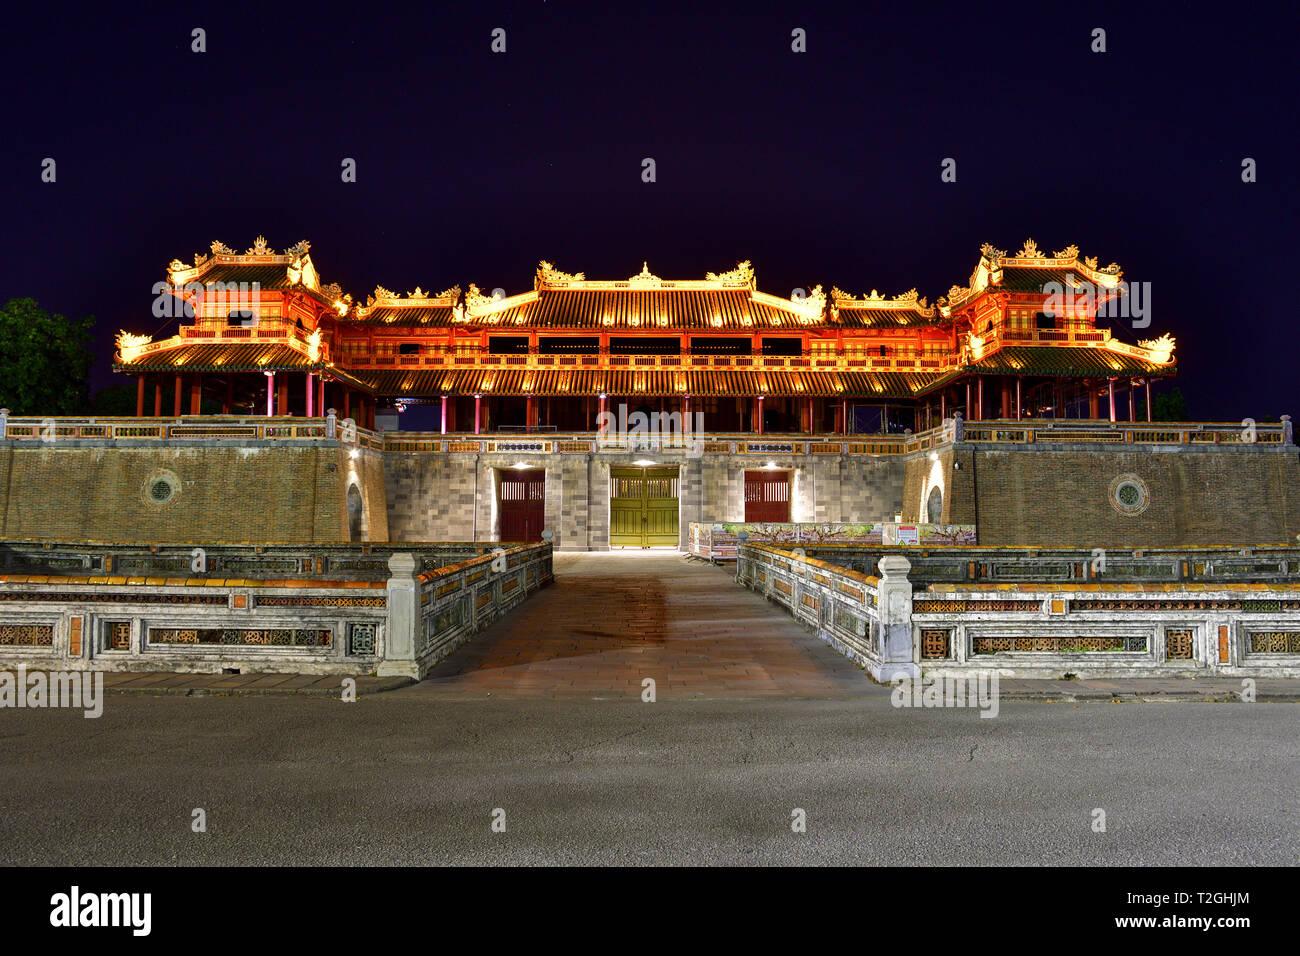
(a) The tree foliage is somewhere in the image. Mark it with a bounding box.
[0,298,94,414]
[1151,385,1188,422]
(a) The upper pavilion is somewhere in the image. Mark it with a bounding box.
[114,237,1175,433]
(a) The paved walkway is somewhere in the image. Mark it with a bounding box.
[418,551,868,697]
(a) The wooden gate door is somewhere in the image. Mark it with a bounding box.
[610,467,680,548]
[499,469,545,541]
[744,470,790,523]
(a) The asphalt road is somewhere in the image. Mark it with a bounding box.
[1,690,1295,865]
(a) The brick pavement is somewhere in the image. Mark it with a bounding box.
[418,551,870,697]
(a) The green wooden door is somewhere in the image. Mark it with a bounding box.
[610,467,680,548]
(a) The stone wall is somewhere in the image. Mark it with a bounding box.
[961,445,1300,547]
[382,451,906,550]
[0,442,388,544]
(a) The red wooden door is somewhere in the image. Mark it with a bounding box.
[744,470,790,523]
[500,469,546,541]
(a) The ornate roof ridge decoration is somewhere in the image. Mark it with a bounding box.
[1136,333,1176,363]
[705,260,755,286]
[628,262,663,286]
[246,235,274,256]
[537,261,585,286]
[116,331,152,352]
[789,284,827,320]
[831,286,933,316]
[1015,238,1045,259]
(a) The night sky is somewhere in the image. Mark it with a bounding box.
[2,3,1294,420]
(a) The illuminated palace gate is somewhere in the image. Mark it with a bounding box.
[499,469,546,542]
[610,467,680,548]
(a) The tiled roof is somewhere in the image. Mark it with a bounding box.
[114,343,320,372]
[833,306,940,329]
[970,346,1169,376]
[472,288,809,331]
[349,306,457,327]
[189,263,302,290]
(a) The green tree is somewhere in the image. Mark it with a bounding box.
[89,383,138,416]
[0,298,94,414]
[1152,385,1188,422]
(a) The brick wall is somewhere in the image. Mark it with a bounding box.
[966,446,1300,547]
[0,443,387,544]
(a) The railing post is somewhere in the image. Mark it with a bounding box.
[378,552,420,679]
[1283,415,1294,446]
[876,555,920,682]
[325,408,337,439]
[0,408,8,439]
[952,410,964,442]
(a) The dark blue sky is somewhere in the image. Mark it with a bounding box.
[2,2,1294,418]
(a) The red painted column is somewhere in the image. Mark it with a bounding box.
[342,387,350,423]
[598,393,607,435]
[757,396,764,435]
[1128,379,1136,421]
[526,395,537,430]
[441,395,448,435]
[136,376,146,416]
[306,372,314,418]
[277,378,289,417]
[223,378,233,415]
[1108,378,1116,423]
[154,380,163,416]
[976,377,984,421]
[318,375,325,416]
[683,395,691,437]
[1016,377,1022,421]
[841,398,848,435]
[474,394,482,435]
[1145,380,1152,421]
[174,374,183,417]
[190,374,202,415]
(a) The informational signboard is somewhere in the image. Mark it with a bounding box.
[895,524,919,545]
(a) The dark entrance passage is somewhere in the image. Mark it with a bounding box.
[499,469,545,541]
[744,470,790,523]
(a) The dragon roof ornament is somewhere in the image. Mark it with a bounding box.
[705,260,755,285]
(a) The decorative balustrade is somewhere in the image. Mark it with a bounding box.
[735,543,916,682]
[0,541,553,679]
[740,542,1300,678]
[0,414,1289,454]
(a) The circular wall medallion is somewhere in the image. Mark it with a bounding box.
[1108,473,1150,516]
[143,471,180,506]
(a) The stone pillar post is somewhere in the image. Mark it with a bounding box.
[953,410,964,442]
[1282,415,1293,446]
[326,408,337,438]
[875,555,920,683]
[378,552,420,679]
